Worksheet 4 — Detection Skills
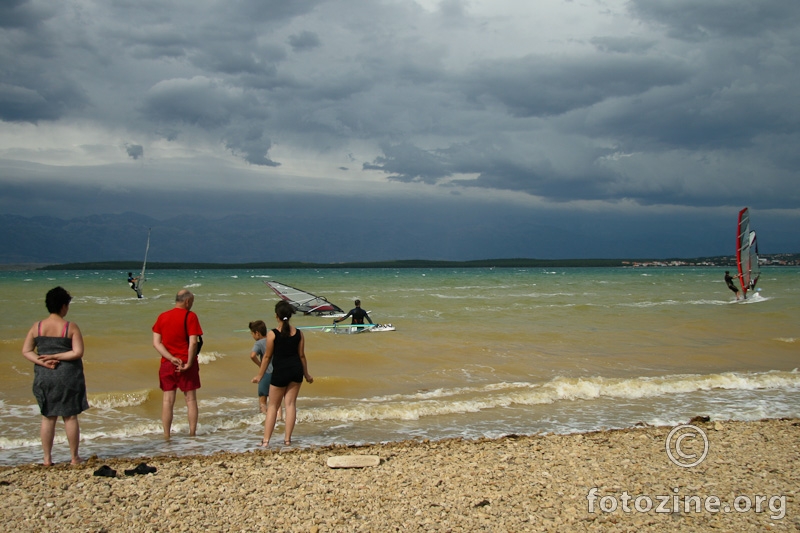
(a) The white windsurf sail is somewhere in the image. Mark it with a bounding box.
[265,281,345,316]
[736,208,760,298]
[134,228,151,298]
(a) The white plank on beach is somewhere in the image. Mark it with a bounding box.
[327,455,381,468]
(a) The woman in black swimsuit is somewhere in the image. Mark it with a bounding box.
[253,300,313,446]
[21,287,89,466]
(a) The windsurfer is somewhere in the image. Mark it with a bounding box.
[334,299,373,325]
[724,271,740,300]
[127,272,140,295]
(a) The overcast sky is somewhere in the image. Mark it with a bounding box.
[1,0,798,260]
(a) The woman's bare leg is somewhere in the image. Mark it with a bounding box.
[40,416,57,466]
[62,415,83,464]
[262,385,285,445]
[282,381,302,444]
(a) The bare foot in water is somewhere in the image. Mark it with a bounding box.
[71,456,86,465]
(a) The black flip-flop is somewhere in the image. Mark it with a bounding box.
[93,465,117,478]
[124,463,157,476]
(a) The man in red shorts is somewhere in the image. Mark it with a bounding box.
[152,289,203,439]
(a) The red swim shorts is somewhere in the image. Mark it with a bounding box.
[159,358,201,392]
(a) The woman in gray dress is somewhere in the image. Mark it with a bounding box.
[22,287,89,466]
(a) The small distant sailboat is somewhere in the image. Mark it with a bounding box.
[736,208,760,299]
[134,229,151,299]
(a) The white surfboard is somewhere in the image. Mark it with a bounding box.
[299,323,396,334]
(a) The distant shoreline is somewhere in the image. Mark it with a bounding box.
[16,253,800,270]
[0,263,49,271]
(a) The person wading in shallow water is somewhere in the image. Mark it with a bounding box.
[152,289,203,439]
[334,299,373,325]
[22,286,89,466]
[253,301,313,447]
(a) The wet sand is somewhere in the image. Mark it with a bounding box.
[1,418,797,532]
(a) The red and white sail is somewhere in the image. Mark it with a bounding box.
[736,208,760,297]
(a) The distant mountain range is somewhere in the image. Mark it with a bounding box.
[0,211,589,264]
[2,212,797,267]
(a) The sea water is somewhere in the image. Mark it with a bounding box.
[1,266,798,466]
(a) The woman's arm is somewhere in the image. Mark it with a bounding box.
[34,323,86,363]
[21,324,58,368]
[53,322,84,361]
[298,331,313,383]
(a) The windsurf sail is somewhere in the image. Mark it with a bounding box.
[736,208,760,298]
[134,228,151,299]
[265,281,345,316]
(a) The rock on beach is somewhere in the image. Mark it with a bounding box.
[0,418,798,532]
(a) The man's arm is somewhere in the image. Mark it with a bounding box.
[153,332,182,368]
[334,310,353,323]
[184,335,199,370]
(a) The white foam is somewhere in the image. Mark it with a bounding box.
[198,351,225,365]
[88,389,152,409]
[298,370,800,424]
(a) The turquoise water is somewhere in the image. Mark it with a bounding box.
[1,266,798,466]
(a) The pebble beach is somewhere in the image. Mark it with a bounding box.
[1,418,797,532]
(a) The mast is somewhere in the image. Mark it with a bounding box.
[135,228,151,298]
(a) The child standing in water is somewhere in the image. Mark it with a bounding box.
[252,301,313,446]
[248,320,271,415]
[248,320,284,421]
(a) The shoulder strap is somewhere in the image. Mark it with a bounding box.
[184,310,190,341]
[37,321,42,336]
[62,322,70,337]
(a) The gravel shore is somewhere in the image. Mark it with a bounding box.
[1,418,797,532]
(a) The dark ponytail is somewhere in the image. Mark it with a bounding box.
[275,301,295,337]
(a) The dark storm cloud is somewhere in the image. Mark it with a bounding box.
[0,2,87,122]
[288,31,321,52]
[0,0,798,262]
[629,0,800,40]
[125,144,144,160]
[0,0,53,29]
[141,77,256,128]
[360,1,800,209]
[461,55,689,118]
[364,143,452,184]
[224,123,279,166]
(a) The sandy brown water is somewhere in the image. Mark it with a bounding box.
[1,266,798,466]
